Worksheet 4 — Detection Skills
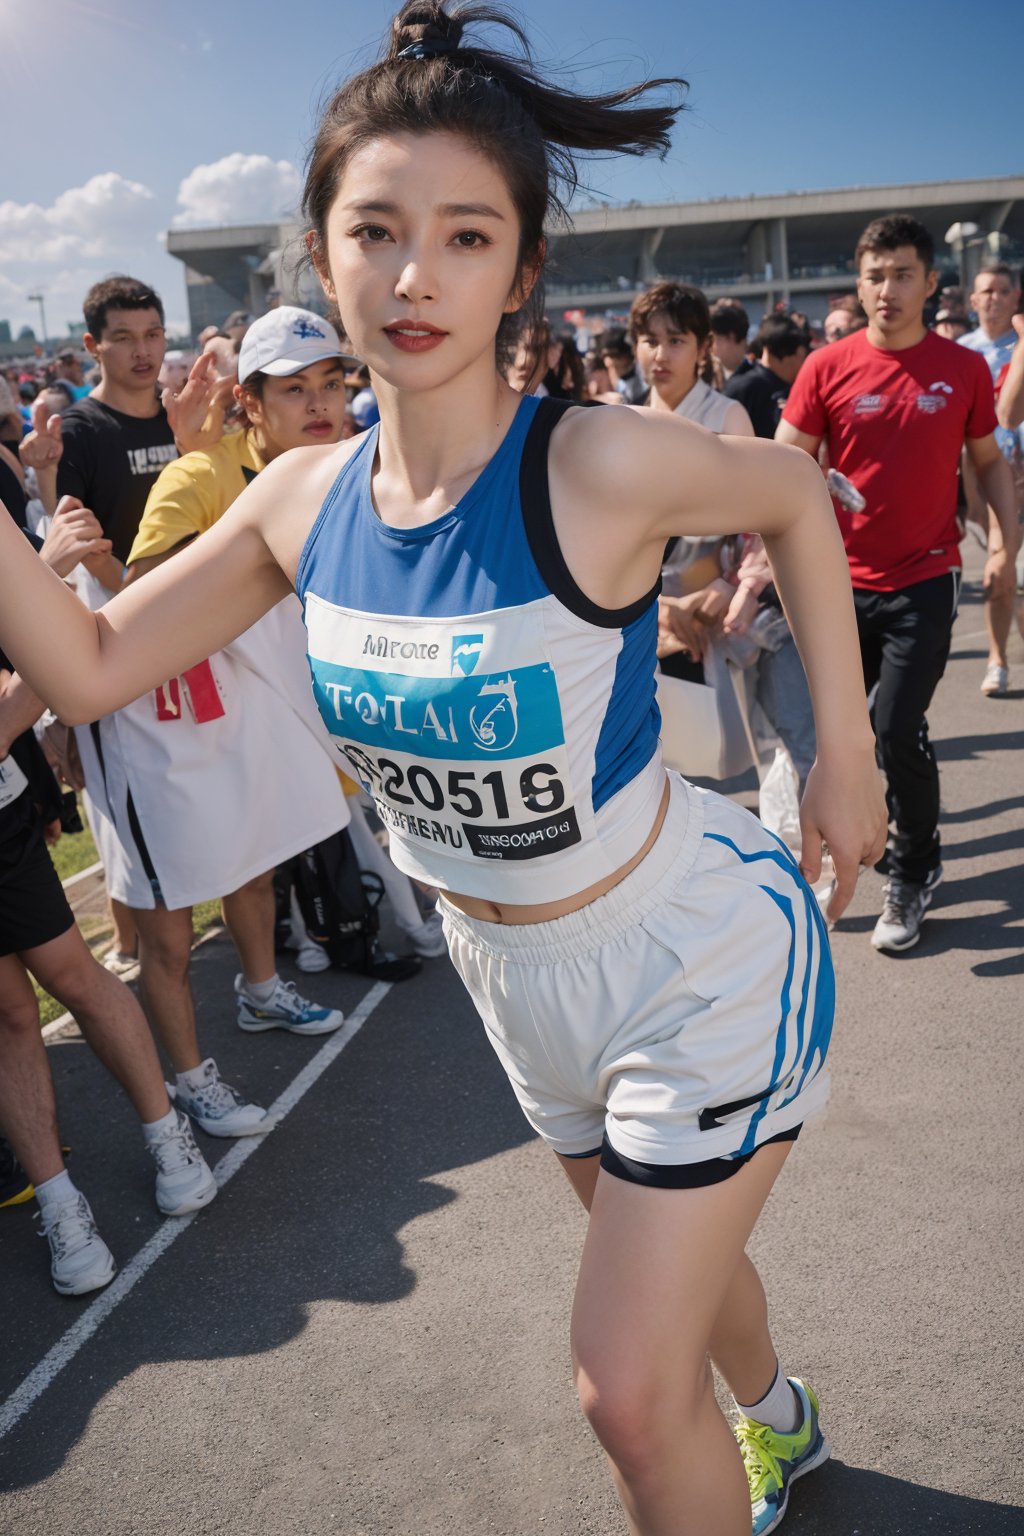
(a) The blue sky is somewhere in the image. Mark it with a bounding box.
[2,0,1019,337]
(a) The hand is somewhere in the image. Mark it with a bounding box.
[694,577,734,629]
[38,497,112,578]
[656,599,690,658]
[660,590,715,658]
[163,351,226,453]
[42,719,86,790]
[798,748,888,921]
[722,583,760,636]
[43,818,62,847]
[1012,314,1024,342]
[983,547,1016,603]
[18,398,63,472]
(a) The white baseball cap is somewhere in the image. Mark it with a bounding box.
[237,306,352,384]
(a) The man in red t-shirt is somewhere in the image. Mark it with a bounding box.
[778,214,1018,953]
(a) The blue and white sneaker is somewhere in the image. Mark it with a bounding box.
[235,974,344,1037]
[735,1377,830,1534]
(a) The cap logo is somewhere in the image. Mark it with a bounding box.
[292,319,327,340]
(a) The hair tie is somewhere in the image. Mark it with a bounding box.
[397,38,457,59]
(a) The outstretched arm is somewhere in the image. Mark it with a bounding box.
[996,315,1024,432]
[0,468,297,725]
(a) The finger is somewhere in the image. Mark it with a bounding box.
[31,397,49,433]
[825,850,859,922]
[53,494,84,518]
[798,821,823,886]
[47,414,63,440]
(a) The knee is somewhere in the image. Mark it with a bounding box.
[138,931,191,981]
[574,1352,711,1475]
[0,999,43,1041]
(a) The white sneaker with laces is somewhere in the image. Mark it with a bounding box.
[981,663,1009,696]
[168,1058,276,1137]
[147,1111,218,1215]
[235,974,344,1036]
[403,911,448,958]
[102,949,138,977]
[41,1192,117,1296]
[870,867,942,953]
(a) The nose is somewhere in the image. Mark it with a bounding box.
[396,244,437,305]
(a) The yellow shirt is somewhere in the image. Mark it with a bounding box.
[128,430,266,564]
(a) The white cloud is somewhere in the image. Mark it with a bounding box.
[172,152,301,229]
[0,173,156,264]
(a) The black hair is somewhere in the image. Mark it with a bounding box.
[599,327,633,361]
[855,214,935,271]
[708,299,749,344]
[82,275,164,339]
[304,2,686,351]
[755,317,811,361]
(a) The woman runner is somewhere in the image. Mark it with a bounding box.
[0,5,886,1532]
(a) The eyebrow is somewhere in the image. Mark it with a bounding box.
[343,199,505,220]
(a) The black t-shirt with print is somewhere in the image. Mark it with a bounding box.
[57,397,177,562]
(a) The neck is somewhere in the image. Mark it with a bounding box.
[90,377,160,417]
[651,374,699,413]
[371,356,520,525]
[866,316,927,351]
[980,319,1010,340]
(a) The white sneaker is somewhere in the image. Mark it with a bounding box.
[294,938,330,973]
[147,1110,218,1215]
[235,974,344,1036]
[981,663,1009,696]
[102,949,138,977]
[168,1058,276,1138]
[404,911,448,958]
[40,1192,117,1296]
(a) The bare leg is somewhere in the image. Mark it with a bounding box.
[985,586,1014,670]
[22,924,170,1125]
[0,954,64,1185]
[570,1142,793,1536]
[109,896,138,957]
[132,904,201,1075]
[221,870,276,986]
[557,1150,782,1409]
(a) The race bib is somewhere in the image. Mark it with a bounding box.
[0,752,29,812]
[305,598,580,865]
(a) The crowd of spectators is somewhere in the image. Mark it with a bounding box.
[2,225,1022,1296]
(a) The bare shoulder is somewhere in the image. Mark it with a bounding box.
[229,435,366,584]
[550,402,711,507]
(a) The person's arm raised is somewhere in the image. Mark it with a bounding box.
[558,408,886,916]
[0,453,306,726]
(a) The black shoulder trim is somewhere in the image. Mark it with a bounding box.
[518,398,661,630]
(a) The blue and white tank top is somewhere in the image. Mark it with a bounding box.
[295,395,665,901]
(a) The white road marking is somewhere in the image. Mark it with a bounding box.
[0,981,392,1442]
[60,861,103,891]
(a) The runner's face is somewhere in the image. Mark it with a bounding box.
[634,312,703,403]
[241,359,347,457]
[970,273,1019,336]
[314,132,527,392]
[89,307,166,391]
[856,246,937,336]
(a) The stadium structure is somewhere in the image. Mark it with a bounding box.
[166,175,1024,340]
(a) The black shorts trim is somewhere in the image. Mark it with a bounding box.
[599,1126,802,1189]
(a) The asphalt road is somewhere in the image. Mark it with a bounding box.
[1,546,1022,1535]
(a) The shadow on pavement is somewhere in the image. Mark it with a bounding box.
[0,943,535,1493]
[937,729,1024,761]
[800,1460,1024,1534]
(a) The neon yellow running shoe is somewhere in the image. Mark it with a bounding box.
[735,1378,831,1534]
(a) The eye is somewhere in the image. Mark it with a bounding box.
[352,224,391,243]
[452,230,490,249]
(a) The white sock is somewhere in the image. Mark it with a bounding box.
[35,1169,78,1216]
[141,1106,179,1145]
[735,1364,801,1433]
[177,1061,213,1095]
[241,974,279,1004]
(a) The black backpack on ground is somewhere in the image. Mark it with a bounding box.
[287,828,420,984]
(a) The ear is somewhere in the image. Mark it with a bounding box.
[505,239,546,315]
[306,230,337,306]
[925,267,939,300]
[82,331,99,361]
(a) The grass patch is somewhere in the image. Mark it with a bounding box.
[49,823,99,882]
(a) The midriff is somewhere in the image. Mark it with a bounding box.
[443,774,671,925]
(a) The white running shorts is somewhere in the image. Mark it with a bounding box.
[440,772,833,1174]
